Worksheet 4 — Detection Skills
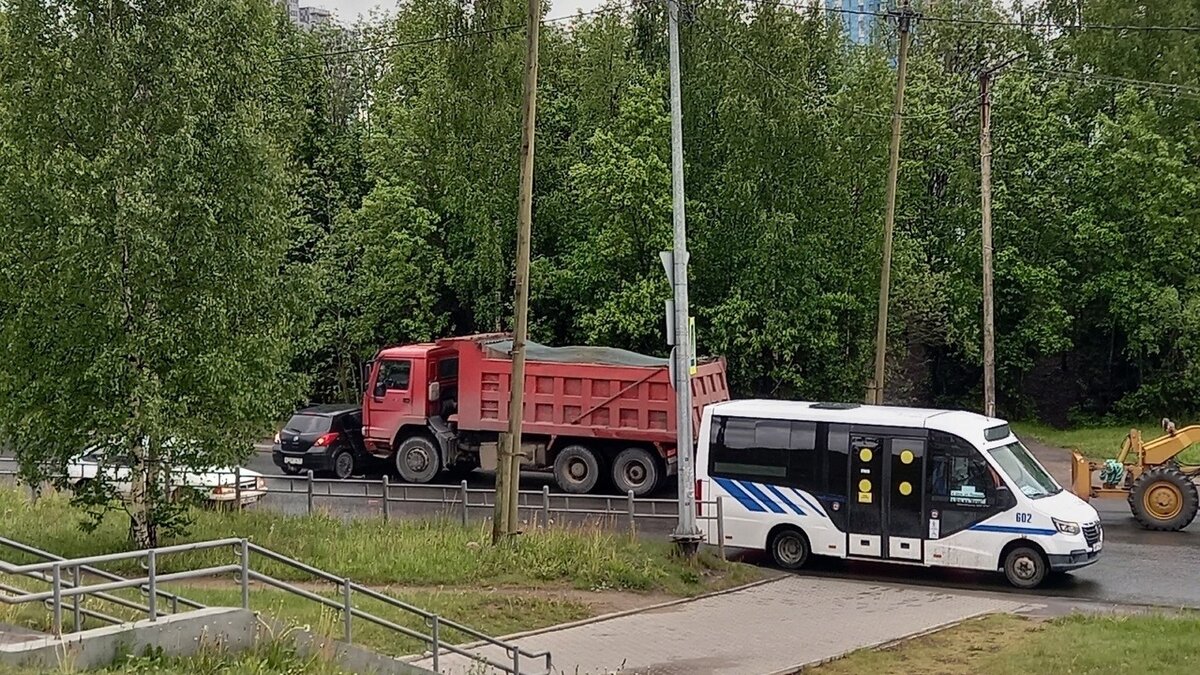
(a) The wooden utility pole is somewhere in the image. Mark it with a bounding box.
[493,0,540,544]
[869,0,915,406]
[980,70,996,418]
[978,53,1021,418]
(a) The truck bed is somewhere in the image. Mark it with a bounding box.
[445,335,729,447]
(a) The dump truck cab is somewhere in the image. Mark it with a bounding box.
[362,342,459,458]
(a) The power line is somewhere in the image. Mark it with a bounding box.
[1025,67,1200,96]
[755,1,1200,34]
[271,5,630,64]
[919,13,1200,34]
[1018,67,1200,103]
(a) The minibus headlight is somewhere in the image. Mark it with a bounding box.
[1053,517,1080,535]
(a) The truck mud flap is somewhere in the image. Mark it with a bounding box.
[427,417,458,461]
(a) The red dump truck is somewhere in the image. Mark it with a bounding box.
[361,333,729,496]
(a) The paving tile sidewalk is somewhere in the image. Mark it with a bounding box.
[410,576,1029,674]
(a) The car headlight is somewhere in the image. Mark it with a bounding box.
[256,478,266,491]
[1053,517,1080,535]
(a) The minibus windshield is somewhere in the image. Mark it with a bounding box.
[988,440,1062,499]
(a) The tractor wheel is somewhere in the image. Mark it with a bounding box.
[1128,465,1200,531]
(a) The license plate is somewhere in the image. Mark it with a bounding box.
[1093,541,1102,552]
[284,457,303,465]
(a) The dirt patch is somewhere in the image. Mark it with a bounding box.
[162,577,677,616]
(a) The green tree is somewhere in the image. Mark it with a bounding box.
[0,0,306,546]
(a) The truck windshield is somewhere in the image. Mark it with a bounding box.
[988,440,1061,499]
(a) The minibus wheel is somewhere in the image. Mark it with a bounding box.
[769,527,810,570]
[1002,545,1047,589]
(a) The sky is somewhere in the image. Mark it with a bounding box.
[312,0,605,23]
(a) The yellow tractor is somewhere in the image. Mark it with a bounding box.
[1070,419,1200,531]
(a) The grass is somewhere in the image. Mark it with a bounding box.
[0,487,757,595]
[808,612,1200,675]
[1013,420,1200,465]
[0,485,761,662]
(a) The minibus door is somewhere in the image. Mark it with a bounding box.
[886,437,926,561]
[848,435,884,557]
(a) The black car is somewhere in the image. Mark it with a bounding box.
[272,404,367,479]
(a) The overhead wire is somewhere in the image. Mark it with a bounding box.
[680,1,983,123]
[756,0,1200,34]
[918,13,1200,34]
[1016,66,1200,103]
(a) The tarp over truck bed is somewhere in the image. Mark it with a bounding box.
[480,338,670,368]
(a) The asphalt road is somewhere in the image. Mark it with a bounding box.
[3,443,1199,610]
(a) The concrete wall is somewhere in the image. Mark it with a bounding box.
[0,608,436,675]
[269,621,435,675]
[0,607,257,671]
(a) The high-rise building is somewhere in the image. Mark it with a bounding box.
[279,0,300,25]
[826,0,886,46]
[298,6,334,30]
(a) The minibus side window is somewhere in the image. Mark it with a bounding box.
[708,417,789,480]
[927,431,1012,536]
[826,424,849,501]
[707,416,823,494]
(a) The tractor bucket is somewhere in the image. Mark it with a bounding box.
[1070,451,1092,501]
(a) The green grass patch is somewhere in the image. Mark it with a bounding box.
[0,487,756,595]
[1013,421,1200,465]
[808,612,1200,675]
[0,640,353,674]
[177,585,588,657]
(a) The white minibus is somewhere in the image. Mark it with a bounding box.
[696,400,1102,588]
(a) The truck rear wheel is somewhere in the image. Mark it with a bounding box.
[395,436,441,484]
[553,445,601,494]
[612,447,661,498]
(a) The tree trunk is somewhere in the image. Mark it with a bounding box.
[127,458,158,549]
[127,434,161,550]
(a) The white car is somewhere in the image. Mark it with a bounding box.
[66,441,267,506]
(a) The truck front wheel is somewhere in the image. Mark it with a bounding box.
[612,447,661,498]
[553,445,601,494]
[395,436,441,484]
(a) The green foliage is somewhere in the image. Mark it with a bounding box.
[0,0,308,543]
[2,0,1200,461]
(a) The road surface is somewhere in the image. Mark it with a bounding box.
[3,441,1198,610]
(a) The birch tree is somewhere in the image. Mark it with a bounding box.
[0,0,306,546]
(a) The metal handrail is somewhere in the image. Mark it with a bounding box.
[0,537,552,675]
[0,535,205,633]
[0,536,204,613]
[244,542,551,673]
[1,538,241,574]
[0,581,123,627]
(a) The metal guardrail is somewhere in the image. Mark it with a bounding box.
[0,464,728,558]
[0,463,687,527]
[0,537,551,675]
